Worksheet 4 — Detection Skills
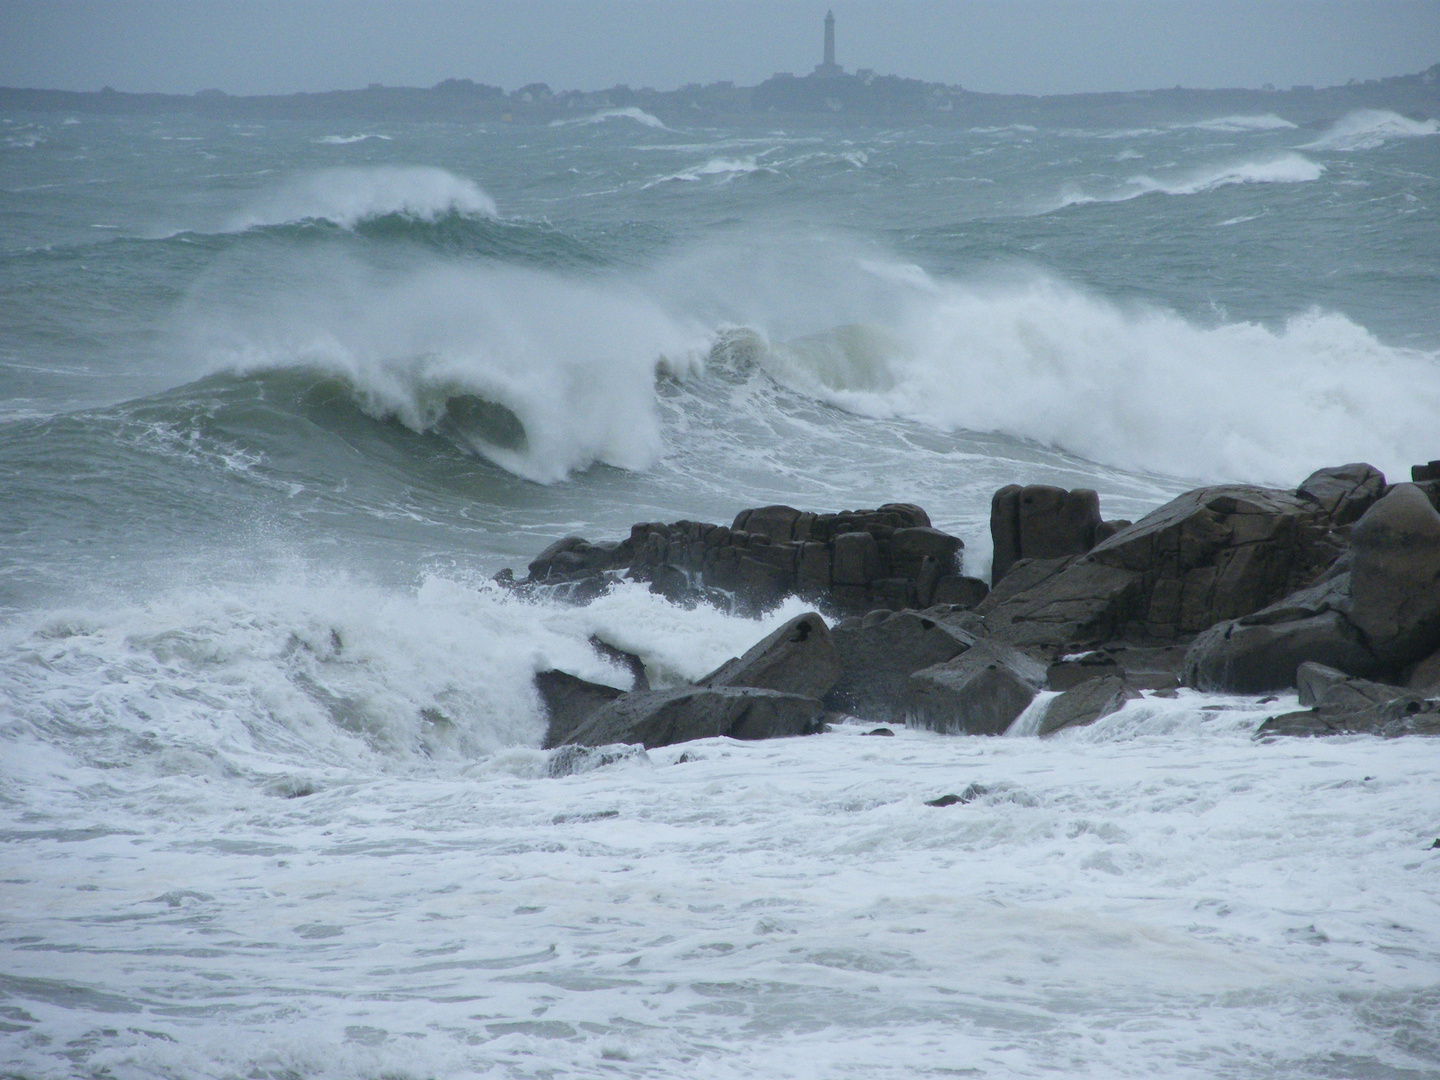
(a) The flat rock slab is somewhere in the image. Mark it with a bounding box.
[563,686,824,749]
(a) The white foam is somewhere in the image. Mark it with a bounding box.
[1183,114,1297,132]
[1062,152,1324,205]
[224,165,497,231]
[645,156,769,187]
[758,268,1440,485]
[187,254,708,483]
[315,133,393,145]
[550,106,668,130]
[1302,108,1440,151]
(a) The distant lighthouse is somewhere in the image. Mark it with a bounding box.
[814,9,842,77]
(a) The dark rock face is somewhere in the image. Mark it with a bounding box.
[1257,661,1440,738]
[1295,463,1387,527]
[979,483,1350,651]
[562,686,824,749]
[547,743,648,779]
[589,636,649,692]
[1185,609,1381,694]
[502,503,982,617]
[1037,675,1139,736]
[904,639,1047,735]
[825,609,979,721]
[1347,484,1440,667]
[990,485,1103,583]
[1046,652,1121,690]
[536,670,626,750]
[698,612,841,701]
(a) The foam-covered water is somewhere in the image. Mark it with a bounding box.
[2,101,1439,1078]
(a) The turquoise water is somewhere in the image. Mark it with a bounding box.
[2,104,1439,1079]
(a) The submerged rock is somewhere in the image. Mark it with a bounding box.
[547,743,649,778]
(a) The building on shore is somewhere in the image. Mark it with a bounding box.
[813,10,842,78]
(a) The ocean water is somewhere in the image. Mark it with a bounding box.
[2,103,1439,1078]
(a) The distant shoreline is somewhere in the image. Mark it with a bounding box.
[3,63,1436,126]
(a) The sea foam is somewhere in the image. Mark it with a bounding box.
[224,166,498,231]
[1061,152,1324,205]
[1301,108,1440,151]
[550,106,668,130]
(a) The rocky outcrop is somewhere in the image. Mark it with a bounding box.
[698,611,841,700]
[537,670,626,749]
[905,639,1047,735]
[503,503,986,616]
[1037,675,1139,736]
[1185,483,1440,693]
[1347,484,1440,667]
[978,480,1358,651]
[825,607,981,721]
[1257,661,1440,738]
[990,485,1104,583]
[561,685,824,749]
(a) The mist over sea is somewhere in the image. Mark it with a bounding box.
[2,101,1439,1078]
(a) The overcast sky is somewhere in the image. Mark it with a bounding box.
[2,1,1437,97]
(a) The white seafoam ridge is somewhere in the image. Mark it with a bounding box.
[189,226,1440,488]
[550,106,669,130]
[1059,151,1324,206]
[223,165,498,231]
[1301,108,1440,151]
[2,561,1437,1079]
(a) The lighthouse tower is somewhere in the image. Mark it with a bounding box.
[814,10,842,77]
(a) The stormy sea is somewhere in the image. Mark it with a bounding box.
[2,100,1439,1078]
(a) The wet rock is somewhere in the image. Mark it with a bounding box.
[981,483,1348,650]
[990,485,1103,583]
[826,609,980,721]
[562,686,824,749]
[1037,675,1139,736]
[536,670,627,750]
[1295,463,1387,527]
[1348,483,1440,667]
[1185,609,1381,694]
[547,743,649,778]
[925,783,988,807]
[905,639,1047,735]
[588,636,649,692]
[1406,647,1440,692]
[1258,660,1440,738]
[698,611,841,701]
[1046,652,1122,691]
[864,727,894,736]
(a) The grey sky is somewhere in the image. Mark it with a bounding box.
[2,1,1437,97]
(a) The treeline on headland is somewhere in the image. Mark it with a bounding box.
[2,63,1437,126]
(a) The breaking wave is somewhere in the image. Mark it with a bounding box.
[1301,109,1440,151]
[1183,114,1297,132]
[1061,152,1324,205]
[224,166,498,231]
[551,107,668,130]
[315,133,393,145]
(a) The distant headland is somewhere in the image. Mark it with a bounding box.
[2,10,1435,127]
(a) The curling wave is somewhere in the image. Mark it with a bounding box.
[224,166,498,232]
[1301,109,1440,151]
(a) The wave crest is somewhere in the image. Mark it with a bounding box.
[1062,152,1323,205]
[550,107,668,130]
[225,166,498,231]
[1301,109,1440,151]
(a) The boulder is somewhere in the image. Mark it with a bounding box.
[536,670,626,749]
[1257,664,1440,738]
[1347,484,1440,667]
[1295,463,1387,527]
[1046,652,1122,691]
[1184,593,1381,693]
[698,612,841,700]
[980,483,1347,649]
[825,609,979,721]
[1037,675,1139,736]
[547,743,648,779]
[904,639,1047,735]
[1406,647,1440,692]
[991,485,1103,583]
[562,686,824,749]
